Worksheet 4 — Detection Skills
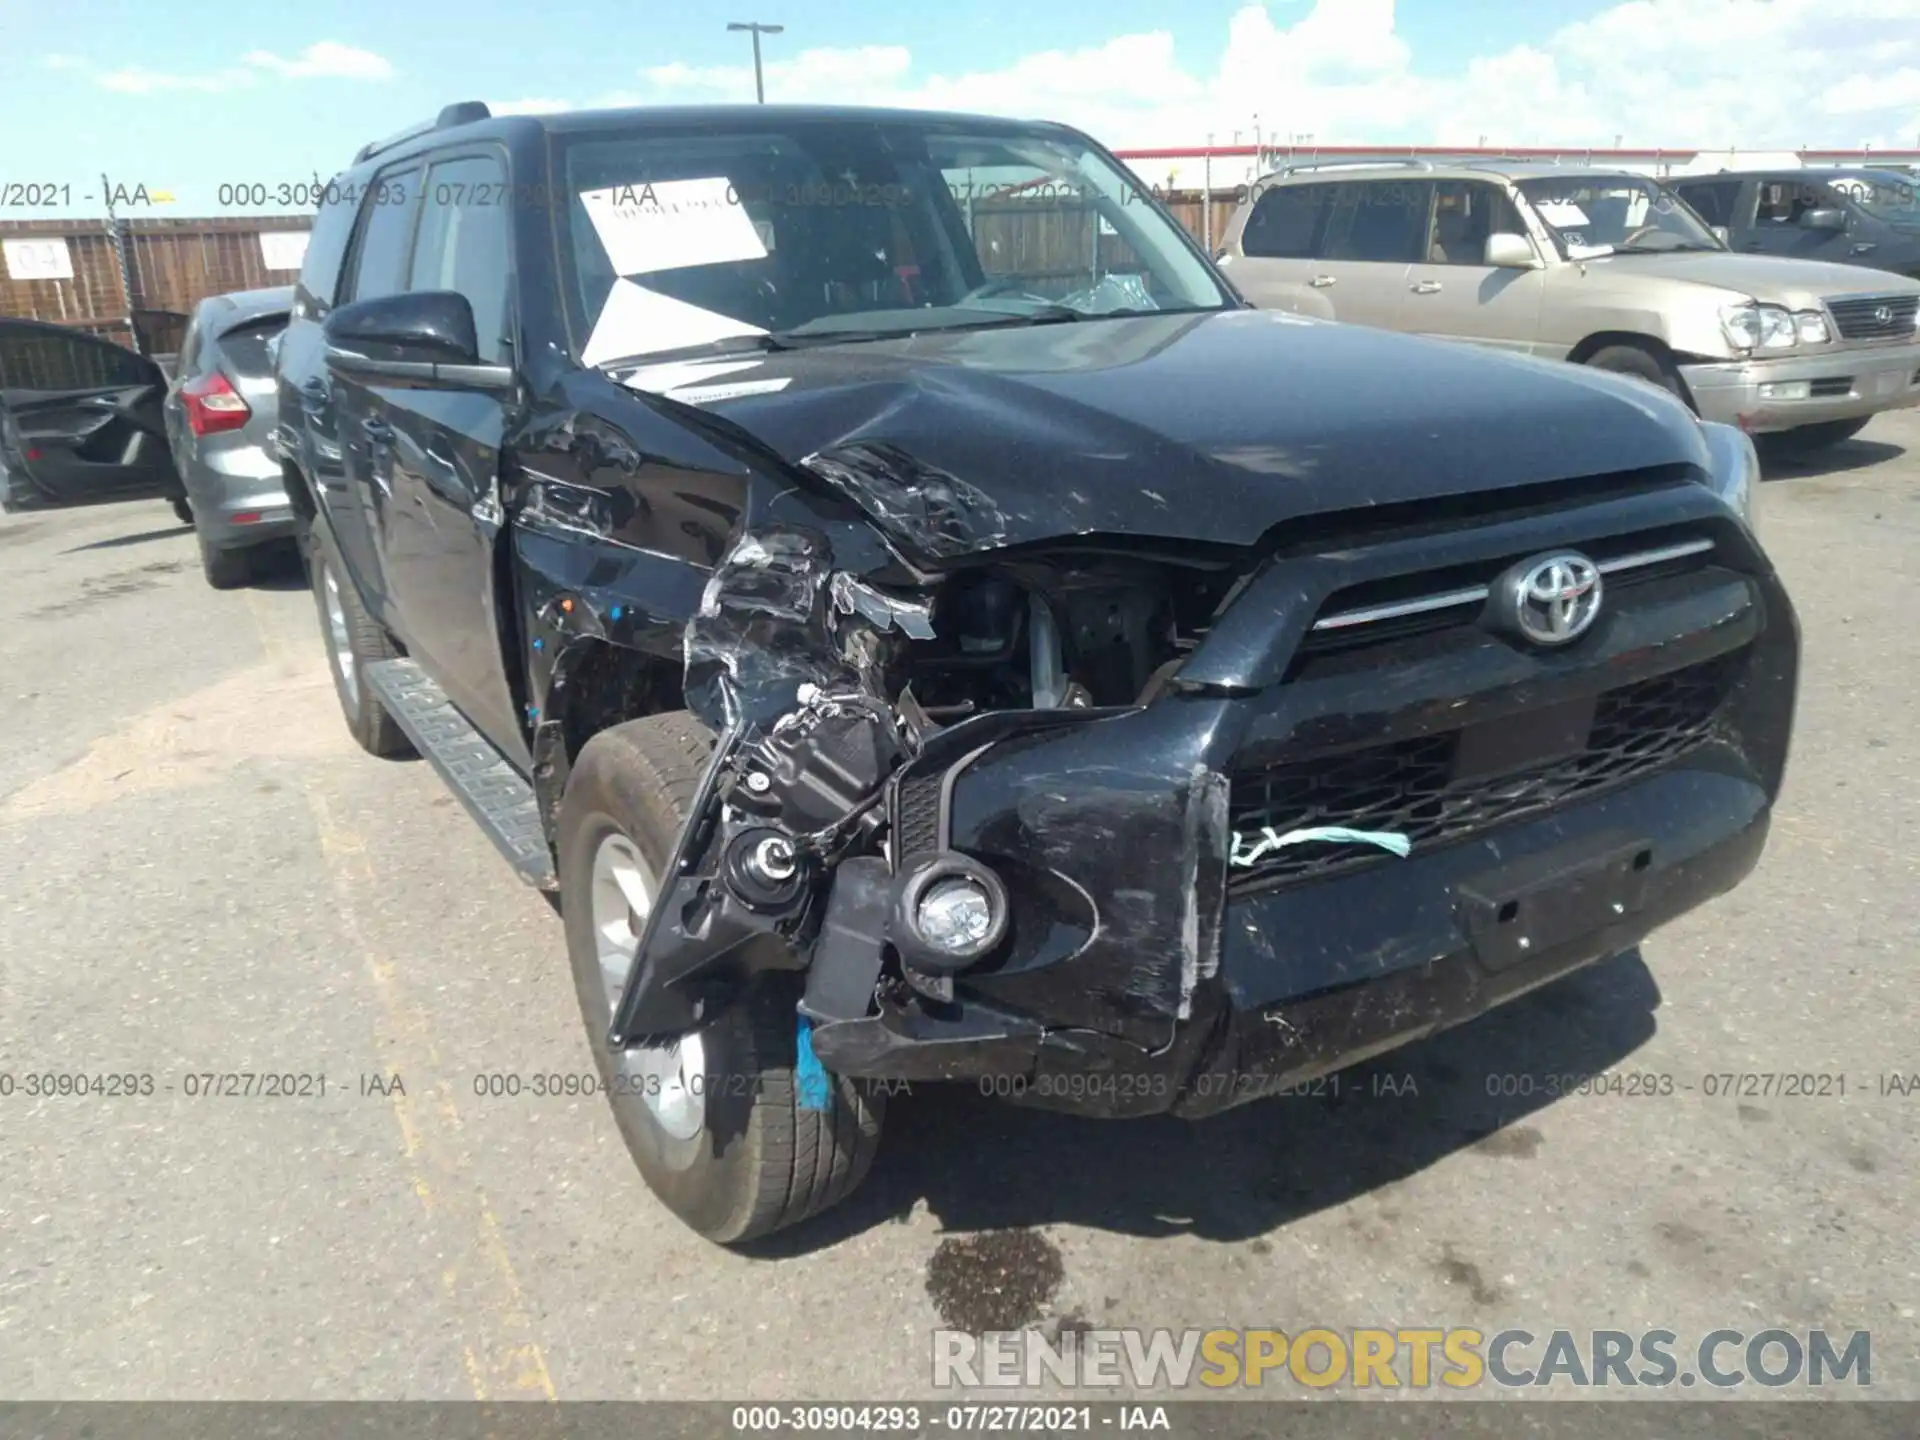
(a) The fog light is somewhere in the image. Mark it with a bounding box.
[889,851,1009,972]
[1757,380,1811,401]
[917,877,995,952]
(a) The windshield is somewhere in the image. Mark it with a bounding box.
[1827,173,1920,224]
[1515,175,1721,257]
[554,119,1232,366]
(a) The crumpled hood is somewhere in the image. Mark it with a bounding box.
[616,309,1711,559]
[1592,251,1920,307]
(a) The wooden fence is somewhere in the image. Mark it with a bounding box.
[0,193,1241,352]
[0,216,313,353]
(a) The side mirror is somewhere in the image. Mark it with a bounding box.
[323,291,512,389]
[1800,207,1847,232]
[1484,232,1540,269]
[1710,225,1731,247]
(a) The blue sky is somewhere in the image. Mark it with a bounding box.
[3,0,1916,218]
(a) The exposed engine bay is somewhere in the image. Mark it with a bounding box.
[604,519,1244,1047]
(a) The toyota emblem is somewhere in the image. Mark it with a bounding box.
[1496,551,1604,646]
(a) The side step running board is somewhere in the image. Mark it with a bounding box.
[363,658,557,891]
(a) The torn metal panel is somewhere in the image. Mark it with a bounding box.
[800,442,1010,561]
[830,572,935,640]
[682,524,867,735]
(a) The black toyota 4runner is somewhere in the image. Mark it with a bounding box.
[278,102,1798,1243]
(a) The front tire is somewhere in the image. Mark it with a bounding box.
[1583,342,1690,406]
[306,522,411,758]
[557,713,885,1244]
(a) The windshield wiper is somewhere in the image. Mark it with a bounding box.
[593,332,795,372]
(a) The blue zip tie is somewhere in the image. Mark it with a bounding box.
[795,1014,832,1112]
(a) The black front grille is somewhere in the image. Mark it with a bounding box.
[1228,655,1739,891]
[1809,377,1853,398]
[1827,294,1919,342]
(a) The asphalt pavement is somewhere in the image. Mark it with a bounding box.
[1,413,1915,1402]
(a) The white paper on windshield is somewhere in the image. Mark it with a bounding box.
[580,176,768,277]
[617,356,792,404]
[1534,201,1590,228]
[581,278,766,369]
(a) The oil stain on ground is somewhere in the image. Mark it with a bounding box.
[1470,1124,1544,1159]
[29,560,188,619]
[925,1228,1065,1334]
[1434,1243,1506,1307]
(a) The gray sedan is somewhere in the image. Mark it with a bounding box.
[162,287,297,587]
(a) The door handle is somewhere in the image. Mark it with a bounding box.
[1308,274,1337,288]
[1410,280,1443,294]
[360,417,394,445]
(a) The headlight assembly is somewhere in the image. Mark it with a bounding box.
[1794,310,1831,344]
[1698,419,1760,531]
[1720,302,1798,350]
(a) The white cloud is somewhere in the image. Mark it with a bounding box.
[240,41,394,81]
[40,54,85,71]
[85,39,394,93]
[632,0,1920,151]
[97,65,255,94]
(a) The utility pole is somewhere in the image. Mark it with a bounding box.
[727,21,784,103]
[1202,131,1213,253]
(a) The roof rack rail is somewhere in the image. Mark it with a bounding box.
[353,101,494,165]
[1268,156,1435,176]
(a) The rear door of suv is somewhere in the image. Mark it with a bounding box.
[1311,179,1433,330]
[1225,177,1430,330]
[0,317,180,511]
[325,164,427,617]
[1220,181,1332,313]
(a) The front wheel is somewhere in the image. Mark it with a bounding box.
[557,713,885,1244]
[1583,343,1690,405]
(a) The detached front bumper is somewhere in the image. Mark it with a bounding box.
[1682,339,1920,434]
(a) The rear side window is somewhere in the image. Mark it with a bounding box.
[1675,180,1742,227]
[343,167,425,303]
[216,317,290,378]
[295,178,358,320]
[1322,180,1433,263]
[409,154,514,363]
[1240,184,1328,258]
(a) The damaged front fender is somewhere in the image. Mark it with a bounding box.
[604,517,1241,1056]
